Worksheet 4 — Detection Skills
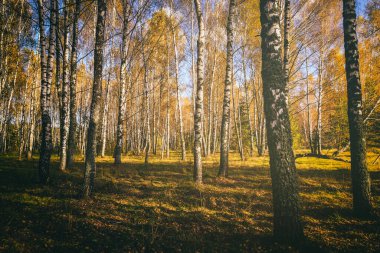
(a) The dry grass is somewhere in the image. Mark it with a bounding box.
[0,150,379,252]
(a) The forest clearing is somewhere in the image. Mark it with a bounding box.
[1,0,380,252]
[1,151,379,252]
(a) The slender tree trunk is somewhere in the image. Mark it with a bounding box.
[152,69,156,155]
[238,97,244,160]
[59,0,71,171]
[100,72,110,157]
[212,87,219,154]
[206,50,216,157]
[172,20,186,161]
[283,0,290,103]
[316,57,323,155]
[83,0,107,197]
[56,0,62,146]
[156,74,163,156]
[260,0,303,242]
[191,3,196,120]
[100,5,116,158]
[343,0,372,217]
[140,15,150,165]
[166,42,170,159]
[305,49,314,154]
[19,73,28,160]
[242,49,254,157]
[27,78,37,160]
[219,0,236,177]
[253,74,264,156]
[114,0,129,164]
[38,0,55,184]
[232,84,244,161]
[193,0,205,184]
[67,0,81,168]
[1,85,14,153]
[143,59,150,165]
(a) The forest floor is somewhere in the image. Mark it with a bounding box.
[0,150,380,253]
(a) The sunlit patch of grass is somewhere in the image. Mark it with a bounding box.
[296,156,350,170]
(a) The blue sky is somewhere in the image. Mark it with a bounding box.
[357,0,370,15]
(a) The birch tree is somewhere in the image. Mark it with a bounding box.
[83,0,107,197]
[219,0,236,177]
[37,0,56,184]
[114,0,130,164]
[59,0,71,171]
[343,0,373,217]
[67,0,81,168]
[170,2,186,161]
[260,0,303,242]
[193,0,205,184]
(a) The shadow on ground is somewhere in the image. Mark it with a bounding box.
[0,154,379,253]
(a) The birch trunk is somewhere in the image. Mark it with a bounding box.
[232,84,244,161]
[1,85,14,152]
[140,13,150,165]
[55,0,61,142]
[191,3,196,119]
[114,0,129,164]
[316,57,323,155]
[83,0,107,197]
[100,72,110,157]
[101,5,116,157]
[207,51,216,157]
[67,0,81,168]
[28,80,37,160]
[305,49,314,154]
[166,42,170,158]
[193,0,205,184]
[219,0,236,177]
[38,0,55,184]
[171,17,186,161]
[143,58,150,165]
[242,48,254,157]
[59,0,71,171]
[212,87,219,154]
[19,72,28,160]
[260,0,303,242]
[343,0,372,217]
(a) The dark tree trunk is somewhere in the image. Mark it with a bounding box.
[37,0,55,184]
[260,0,303,243]
[342,0,372,217]
[83,0,107,197]
[67,0,81,168]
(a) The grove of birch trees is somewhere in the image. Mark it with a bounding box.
[0,0,379,243]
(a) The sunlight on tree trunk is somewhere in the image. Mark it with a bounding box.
[342,0,372,217]
[83,0,107,197]
[260,0,303,242]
